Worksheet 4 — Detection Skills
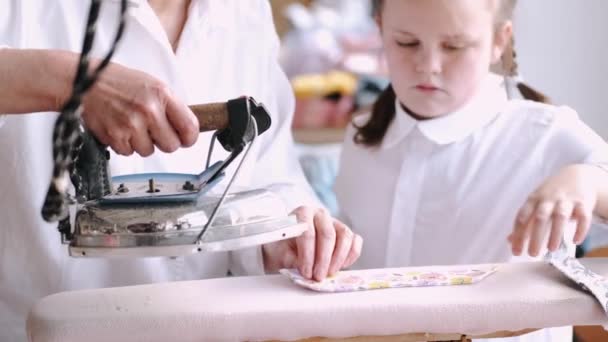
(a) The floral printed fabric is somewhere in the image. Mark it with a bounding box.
[279,266,499,293]
[546,243,608,315]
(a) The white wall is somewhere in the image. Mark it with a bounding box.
[513,0,608,138]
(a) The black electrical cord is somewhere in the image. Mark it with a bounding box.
[41,0,128,222]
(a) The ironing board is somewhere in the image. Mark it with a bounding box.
[27,258,608,342]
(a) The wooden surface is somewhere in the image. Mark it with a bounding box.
[293,127,346,144]
[189,102,229,132]
[270,0,314,38]
[284,328,537,342]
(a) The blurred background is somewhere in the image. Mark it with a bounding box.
[271,0,608,140]
[271,0,384,215]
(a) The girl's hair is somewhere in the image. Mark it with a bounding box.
[355,0,550,147]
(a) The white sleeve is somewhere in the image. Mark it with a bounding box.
[0,46,6,128]
[0,0,25,127]
[0,0,23,48]
[545,106,608,224]
[333,119,363,227]
[0,0,17,46]
[228,0,321,276]
[229,246,266,276]
[544,106,608,166]
[245,0,321,213]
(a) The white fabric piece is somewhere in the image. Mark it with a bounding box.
[27,259,608,342]
[0,1,318,341]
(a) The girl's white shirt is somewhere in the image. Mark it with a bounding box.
[336,73,608,342]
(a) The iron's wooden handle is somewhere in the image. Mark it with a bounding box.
[189,102,229,132]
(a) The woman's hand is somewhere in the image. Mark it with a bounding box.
[81,61,198,156]
[262,206,363,281]
[0,49,198,156]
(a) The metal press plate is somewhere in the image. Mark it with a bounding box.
[69,217,307,258]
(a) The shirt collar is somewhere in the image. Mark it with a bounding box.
[382,73,508,148]
[105,1,209,20]
[121,1,230,30]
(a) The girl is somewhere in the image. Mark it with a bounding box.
[334,1,608,341]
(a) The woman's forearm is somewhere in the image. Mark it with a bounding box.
[0,48,75,114]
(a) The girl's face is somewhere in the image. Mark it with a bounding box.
[378,0,511,118]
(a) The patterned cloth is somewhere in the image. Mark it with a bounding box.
[547,243,608,315]
[280,266,498,293]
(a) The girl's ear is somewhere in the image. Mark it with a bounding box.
[491,21,513,64]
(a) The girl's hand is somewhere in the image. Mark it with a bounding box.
[509,164,598,256]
